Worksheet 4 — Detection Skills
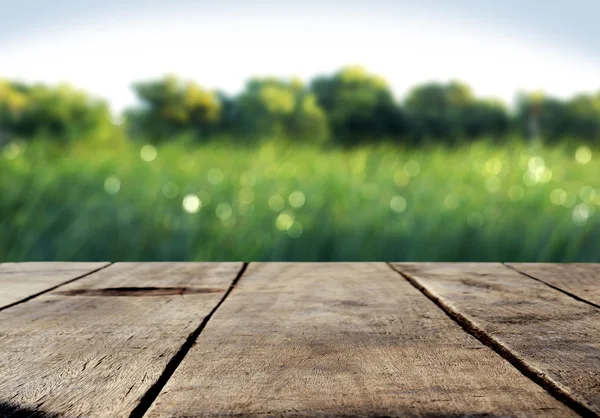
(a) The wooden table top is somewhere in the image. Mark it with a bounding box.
[0,262,599,418]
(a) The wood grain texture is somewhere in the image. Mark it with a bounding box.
[507,263,600,307]
[0,262,242,418]
[0,262,109,309]
[147,262,576,418]
[392,262,600,416]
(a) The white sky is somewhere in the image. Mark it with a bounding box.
[1,2,599,117]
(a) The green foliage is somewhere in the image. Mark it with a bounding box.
[404,81,509,143]
[0,79,113,143]
[514,92,570,141]
[565,93,600,141]
[231,77,328,142]
[513,91,600,144]
[3,68,600,147]
[310,66,404,145]
[127,74,222,141]
[1,138,599,261]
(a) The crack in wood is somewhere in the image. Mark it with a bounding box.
[54,287,224,297]
[387,263,599,418]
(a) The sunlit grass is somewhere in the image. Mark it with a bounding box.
[0,135,598,261]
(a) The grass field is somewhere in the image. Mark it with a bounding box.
[1,135,598,262]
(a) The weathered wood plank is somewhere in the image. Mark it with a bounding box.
[392,262,600,416]
[0,262,242,418]
[507,263,600,307]
[0,262,110,309]
[146,262,576,417]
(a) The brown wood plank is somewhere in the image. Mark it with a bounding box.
[392,262,600,416]
[146,262,576,418]
[0,262,110,309]
[507,263,600,308]
[0,262,242,418]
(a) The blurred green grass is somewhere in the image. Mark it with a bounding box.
[1,136,598,261]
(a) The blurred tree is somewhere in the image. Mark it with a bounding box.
[126,75,222,141]
[4,71,600,147]
[232,76,328,142]
[403,81,508,143]
[565,93,600,141]
[0,79,113,142]
[515,92,570,142]
[405,81,510,143]
[309,66,405,145]
[404,81,469,141]
[462,99,510,139]
[0,80,28,144]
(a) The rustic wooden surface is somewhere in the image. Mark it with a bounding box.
[146,262,576,418]
[0,262,598,418]
[0,262,110,310]
[392,262,600,416]
[507,263,600,307]
[0,262,242,418]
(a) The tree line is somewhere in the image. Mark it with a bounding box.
[1,65,600,146]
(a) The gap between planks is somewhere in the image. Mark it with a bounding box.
[504,263,600,311]
[0,262,113,312]
[128,262,249,418]
[387,262,598,418]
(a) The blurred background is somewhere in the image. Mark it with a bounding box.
[0,0,599,262]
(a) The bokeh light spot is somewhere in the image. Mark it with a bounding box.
[390,195,407,213]
[525,156,552,184]
[104,176,121,195]
[279,162,297,178]
[485,176,501,193]
[485,158,503,175]
[404,160,420,177]
[550,189,567,205]
[268,195,285,211]
[287,221,304,238]
[289,191,306,208]
[572,203,592,226]
[239,188,255,205]
[393,170,409,187]
[140,144,157,162]
[537,167,552,183]
[182,194,201,213]
[239,171,257,187]
[276,211,295,231]
[528,156,545,172]
[216,203,233,220]
[575,146,592,165]
[207,168,224,184]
